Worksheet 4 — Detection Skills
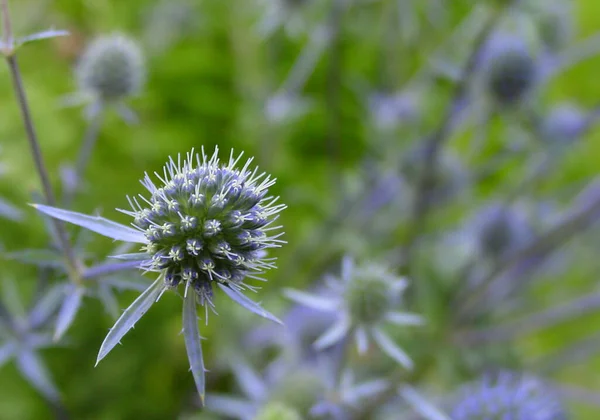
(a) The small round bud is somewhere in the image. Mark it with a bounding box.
[482,35,536,105]
[540,103,587,145]
[475,204,531,260]
[77,34,145,101]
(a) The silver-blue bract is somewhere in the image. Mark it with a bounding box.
[124,147,286,308]
[450,372,568,420]
[33,147,286,404]
[77,34,145,101]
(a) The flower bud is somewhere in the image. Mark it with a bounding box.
[77,34,145,101]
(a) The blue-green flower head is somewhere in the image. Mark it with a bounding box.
[284,257,423,369]
[77,34,145,101]
[451,372,568,420]
[482,35,537,106]
[124,147,286,306]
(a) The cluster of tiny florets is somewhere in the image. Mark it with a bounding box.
[123,147,286,306]
[450,372,567,420]
[77,34,145,101]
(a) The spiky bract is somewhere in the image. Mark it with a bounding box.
[124,147,285,308]
[77,34,145,101]
[450,372,567,420]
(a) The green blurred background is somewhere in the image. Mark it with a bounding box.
[1,0,600,419]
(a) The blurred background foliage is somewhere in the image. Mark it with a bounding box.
[1,0,600,419]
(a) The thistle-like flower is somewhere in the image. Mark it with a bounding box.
[284,257,423,369]
[76,34,145,103]
[450,372,567,420]
[33,147,286,404]
[482,35,537,106]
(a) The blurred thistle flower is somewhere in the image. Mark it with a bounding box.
[77,34,144,102]
[62,34,145,120]
[450,371,567,420]
[284,257,423,369]
[481,34,538,106]
[472,203,532,261]
[33,147,286,403]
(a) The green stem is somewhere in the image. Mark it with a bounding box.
[1,1,81,283]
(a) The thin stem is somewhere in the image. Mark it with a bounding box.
[3,51,81,283]
[63,108,104,207]
[400,4,506,274]
[0,0,13,54]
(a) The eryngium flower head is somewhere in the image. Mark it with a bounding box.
[450,372,567,420]
[284,257,423,369]
[77,34,144,101]
[126,147,286,307]
[482,35,537,105]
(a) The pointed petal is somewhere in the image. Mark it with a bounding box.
[372,328,413,370]
[0,341,16,367]
[96,277,164,365]
[16,350,60,403]
[28,283,69,328]
[232,360,268,401]
[83,261,143,279]
[385,312,425,326]
[344,379,389,403]
[398,385,450,420]
[219,284,282,325]
[355,325,370,354]
[0,197,22,221]
[97,284,120,319]
[54,286,85,341]
[17,29,70,45]
[283,288,337,312]
[183,288,206,406]
[5,248,65,269]
[32,204,147,244]
[314,317,351,350]
[108,252,149,261]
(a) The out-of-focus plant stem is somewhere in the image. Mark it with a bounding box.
[401,3,508,275]
[1,0,82,285]
[63,108,105,207]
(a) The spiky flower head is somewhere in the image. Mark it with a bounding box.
[285,257,423,369]
[482,35,537,106]
[124,147,286,308]
[450,372,567,420]
[77,34,145,101]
